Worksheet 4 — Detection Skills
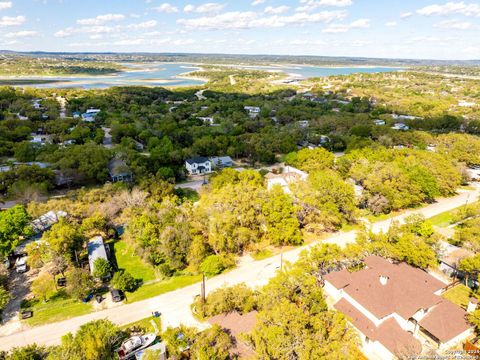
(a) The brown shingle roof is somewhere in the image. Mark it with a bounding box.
[335,299,422,357]
[419,300,472,343]
[325,256,445,319]
[208,311,257,359]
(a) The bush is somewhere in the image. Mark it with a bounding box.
[111,270,136,292]
[195,283,257,318]
[200,255,235,277]
[92,258,112,279]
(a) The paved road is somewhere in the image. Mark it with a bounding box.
[174,180,207,191]
[0,184,478,350]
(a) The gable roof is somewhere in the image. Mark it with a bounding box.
[335,298,422,357]
[186,156,210,165]
[419,300,471,343]
[324,256,445,319]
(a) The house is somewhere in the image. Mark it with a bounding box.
[30,134,51,145]
[323,256,474,359]
[391,114,420,121]
[185,157,212,175]
[72,111,81,119]
[458,100,476,107]
[86,108,101,115]
[467,166,480,181]
[298,120,309,128]
[392,123,409,131]
[244,106,261,118]
[208,311,257,359]
[87,236,110,277]
[108,159,132,182]
[16,113,29,121]
[265,166,308,194]
[373,119,386,126]
[81,113,96,122]
[210,156,233,169]
[31,210,67,234]
[439,241,474,279]
[197,117,215,125]
[31,99,42,110]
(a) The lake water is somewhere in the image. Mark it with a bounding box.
[1,63,399,89]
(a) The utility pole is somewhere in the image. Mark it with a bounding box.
[201,273,206,304]
[280,247,284,273]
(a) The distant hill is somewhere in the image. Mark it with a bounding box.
[1,50,479,67]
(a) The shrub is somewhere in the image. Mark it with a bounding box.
[200,255,235,277]
[111,270,136,292]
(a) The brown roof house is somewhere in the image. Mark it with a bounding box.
[323,256,474,359]
[208,311,257,359]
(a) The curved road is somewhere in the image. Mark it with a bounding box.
[0,184,478,350]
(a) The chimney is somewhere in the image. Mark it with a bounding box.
[379,275,389,286]
[467,297,478,313]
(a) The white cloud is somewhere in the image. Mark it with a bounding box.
[183,3,225,14]
[385,21,397,26]
[184,4,195,12]
[264,6,290,14]
[289,39,327,45]
[127,20,158,30]
[400,12,412,18]
[196,3,225,13]
[77,14,125,25]
[435,19,474,29]
[0,16,26,26]
[0,1,12,10]
[417,1,480,16]
[322,18,370,33]
[251,0,266,5]
[297,0,352,12]
[4,30,37,38]
[54,25,114,38]
[177,10,346,29]
[154,3,178,13]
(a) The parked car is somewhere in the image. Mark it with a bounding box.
[20,310,33,319]
[15,257,28,273]
[111,289,123,303]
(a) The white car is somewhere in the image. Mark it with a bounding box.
[15,257,28,273]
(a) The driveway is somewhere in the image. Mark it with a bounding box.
[0,184,478,350]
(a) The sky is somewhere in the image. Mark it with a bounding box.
[0,0,479,60]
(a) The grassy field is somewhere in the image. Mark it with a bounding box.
[428,210,457,228]
[114,240,157,282]
[121,316,162,334]
[125,274,202,303]
[441,284,473,309]
[24,296,92,327]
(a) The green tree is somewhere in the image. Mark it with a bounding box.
[458,254,480,285]
[0,205,32,257]
[65,268,93,300]
[7,344,49,360]
[31,272,55,302]
[92,258,112,279]
[200,255,234,277]
[262,186,302,246]
[190,325,232,360]
[42,219,83,257]
[293,170,357,232]
[111,270,136,292]
[0,286,11,310]
[284,147,335,173]
[50,319,121,360]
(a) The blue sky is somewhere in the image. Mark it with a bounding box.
[0,0,478,60]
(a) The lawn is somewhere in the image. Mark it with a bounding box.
[428,210,457,228]
[121,316,162,334]
[114,240,157,282]
[441,284,473,309]
[125,274,202,303]
[24,295,92,327]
